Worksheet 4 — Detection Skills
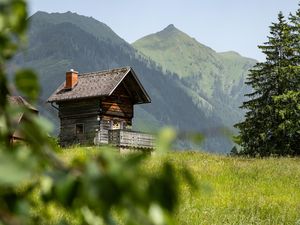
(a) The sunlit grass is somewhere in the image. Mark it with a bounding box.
[163,152,300,224]
[57,148,300,224]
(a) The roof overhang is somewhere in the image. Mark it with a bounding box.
[109,67,151,105]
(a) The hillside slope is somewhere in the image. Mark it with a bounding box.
[11,11,230,152]
[133,25,257,126]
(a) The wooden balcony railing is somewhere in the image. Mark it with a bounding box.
[109,129,155,149]
[94,129,155,150]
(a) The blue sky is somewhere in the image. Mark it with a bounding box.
[28,0,299,61]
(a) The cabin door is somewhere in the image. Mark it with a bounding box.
[75,123,85,142]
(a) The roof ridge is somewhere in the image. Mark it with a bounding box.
[47,66,150,104]
[8,95,38,111]
[79,66,130,76]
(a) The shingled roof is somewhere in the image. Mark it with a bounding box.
[7,96,39,140]
[8,96,38,112]
[47,67,151,104]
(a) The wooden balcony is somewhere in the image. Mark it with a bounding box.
[94,129,155,150]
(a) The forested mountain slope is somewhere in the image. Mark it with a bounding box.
[133,25,257,126]
[11,11,232,152]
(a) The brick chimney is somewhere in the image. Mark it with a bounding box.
[65,69,78,90]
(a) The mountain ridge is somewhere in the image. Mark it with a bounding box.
[133,24,219,82]
[132,24,257,127]
[30,11,128,46]
[12,11,257,152]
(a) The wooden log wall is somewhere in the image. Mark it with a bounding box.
[102,84,133,120]
[57,83,134,146]
[58,98,100,146]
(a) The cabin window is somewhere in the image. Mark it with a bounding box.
[110,120,121,130]
[75,123,84,135]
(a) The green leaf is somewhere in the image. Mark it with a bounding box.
[81,206,104,225]
[10,0,27,33]
[188,132,205,144]
[0,151,32,185]
[156,127,176,153]
[14,69,39,102]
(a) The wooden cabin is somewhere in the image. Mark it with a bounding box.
[47,67,154,150]
[8,96,39,143]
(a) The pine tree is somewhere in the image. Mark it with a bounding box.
[235,12,299,156]
[289,4,300,66]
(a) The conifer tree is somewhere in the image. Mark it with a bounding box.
[289,4,300,66]
[235,12,300,156]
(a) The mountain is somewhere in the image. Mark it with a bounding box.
[28,11,127,46]
[132,25,257,127]
[11,11,231,152]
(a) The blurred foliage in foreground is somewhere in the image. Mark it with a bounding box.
[0,1,196,224]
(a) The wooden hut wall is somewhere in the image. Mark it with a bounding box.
[58,98,100,146]
[57,84,134,146]
[101,83,133,125]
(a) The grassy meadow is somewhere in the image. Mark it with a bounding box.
[57,148,300,225]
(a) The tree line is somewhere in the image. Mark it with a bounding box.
[234,7,300,156]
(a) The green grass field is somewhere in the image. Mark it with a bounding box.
[58,148,300,225]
